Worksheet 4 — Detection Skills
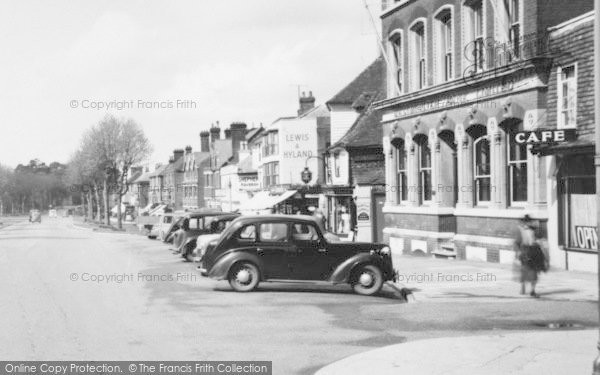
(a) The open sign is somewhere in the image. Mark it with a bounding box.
[572,226,598,250]
[513,129,576,145]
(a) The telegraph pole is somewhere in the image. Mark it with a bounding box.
[593,0,600,372]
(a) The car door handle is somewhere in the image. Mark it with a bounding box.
[318,248,327,253]
[256,248,264,255]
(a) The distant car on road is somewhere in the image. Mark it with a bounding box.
[186,214,239,261]
[197,215,396,295]
[147,213,177,240]
[29,209,41,223]
[48,209,57,218]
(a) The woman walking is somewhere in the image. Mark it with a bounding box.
[514,215,548,298]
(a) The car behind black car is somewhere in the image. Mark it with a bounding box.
[197,215,396,295]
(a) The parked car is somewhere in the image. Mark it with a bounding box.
[48,209,57,218]
[197,215,397,296]
[166,211,239,252]
[29,209,41,223]
[147,213,177,240]
[186,214,239,261]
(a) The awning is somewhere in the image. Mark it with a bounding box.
[533,139,594,156]
[238,190,298,212]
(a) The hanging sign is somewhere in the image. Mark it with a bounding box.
[513,129,576,145]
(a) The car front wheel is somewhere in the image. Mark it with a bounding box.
[228,262,260,292]
[351,264,383,296]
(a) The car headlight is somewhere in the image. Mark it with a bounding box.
[380,246,391,255]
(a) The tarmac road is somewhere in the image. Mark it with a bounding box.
[0,217,596,375]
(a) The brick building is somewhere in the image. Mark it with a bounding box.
[324,57,387,242]
[375,0,593,265]
[163,149,185,211]
[535,12,596,271]
[182,135,210,211]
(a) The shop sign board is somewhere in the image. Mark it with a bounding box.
[513,129,576,145]
[572,226,598,250]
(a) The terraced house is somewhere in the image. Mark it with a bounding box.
[376,0,593,269]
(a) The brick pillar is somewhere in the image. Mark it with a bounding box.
[456,131,473,209]
[383,136,394,204]
[407,134,419,206]
[432,138,441,207]
[491,128,508,209]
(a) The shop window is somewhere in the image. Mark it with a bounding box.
[334,153,341,178]
[434,7,453,83]
[558,65,577,128]
[508,135,528,204]
[389,31,403,95]
[473,136,491,204]
[327,196,355,236]
[418,140,432,203]
[410,20,427,90]
[464,0,484,72]
[395,143,408,203]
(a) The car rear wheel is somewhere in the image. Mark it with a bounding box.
[228,262,260,292]
[351,264,383,296]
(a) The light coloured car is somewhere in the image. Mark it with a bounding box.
[48,209,57,218]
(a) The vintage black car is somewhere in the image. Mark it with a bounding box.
[197,215,396,296]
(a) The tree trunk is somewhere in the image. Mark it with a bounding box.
[87,191,93,221]
[94,183,102,222]
[117,195,123,229]
[104,179,110,226]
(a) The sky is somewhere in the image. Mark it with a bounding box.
[0,0,381,168]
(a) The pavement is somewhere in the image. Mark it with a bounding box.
[316,329,598,375]
[392,254,598,303]
[316,255,599,375]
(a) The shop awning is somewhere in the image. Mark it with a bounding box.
[238,190,298,212]
[533,139,594,156]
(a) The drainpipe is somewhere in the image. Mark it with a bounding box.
[592,0,600,373]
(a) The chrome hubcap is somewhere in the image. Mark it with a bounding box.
[359,272,374,287]
[236,269,251,284]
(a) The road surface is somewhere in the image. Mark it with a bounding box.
[0,217,596,374]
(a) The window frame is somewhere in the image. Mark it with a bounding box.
[395,143,408,203]
[507,132,528,206]
[463,0,485,72]
[473,135,492,206]
[258,222,289,243]
[434,6,454,84]
[388,30,404,95]
[557,63,578,129]
[409,19,428,91]
[418,139,432,204]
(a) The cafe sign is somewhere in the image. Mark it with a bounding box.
[513,129,576,145]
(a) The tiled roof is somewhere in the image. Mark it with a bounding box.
[212,139,233,169]
[127,169,143,184]
[193,152,210,165]
[297,104,330,119]
[148,164,168,178]
[326,56,385,106]
[245,127,264,142]
[331,92,384,149]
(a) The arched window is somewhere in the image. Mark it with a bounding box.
[473,136,491,204]
[395,143,408,203]
[463,0,484,71]
[409,20,427,90]
[418,140,432,203]
[389,31,403,94]
[434,7,453,83]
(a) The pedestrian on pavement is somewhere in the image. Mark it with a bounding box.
[514,215,548,298]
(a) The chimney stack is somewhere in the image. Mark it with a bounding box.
[298,91,316,116]
[224,128,232,139]
[173,148,184,161]
[185,145,192,154]
[209,123,221,143]
[230,122,247,162]
[200,131,210,152]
